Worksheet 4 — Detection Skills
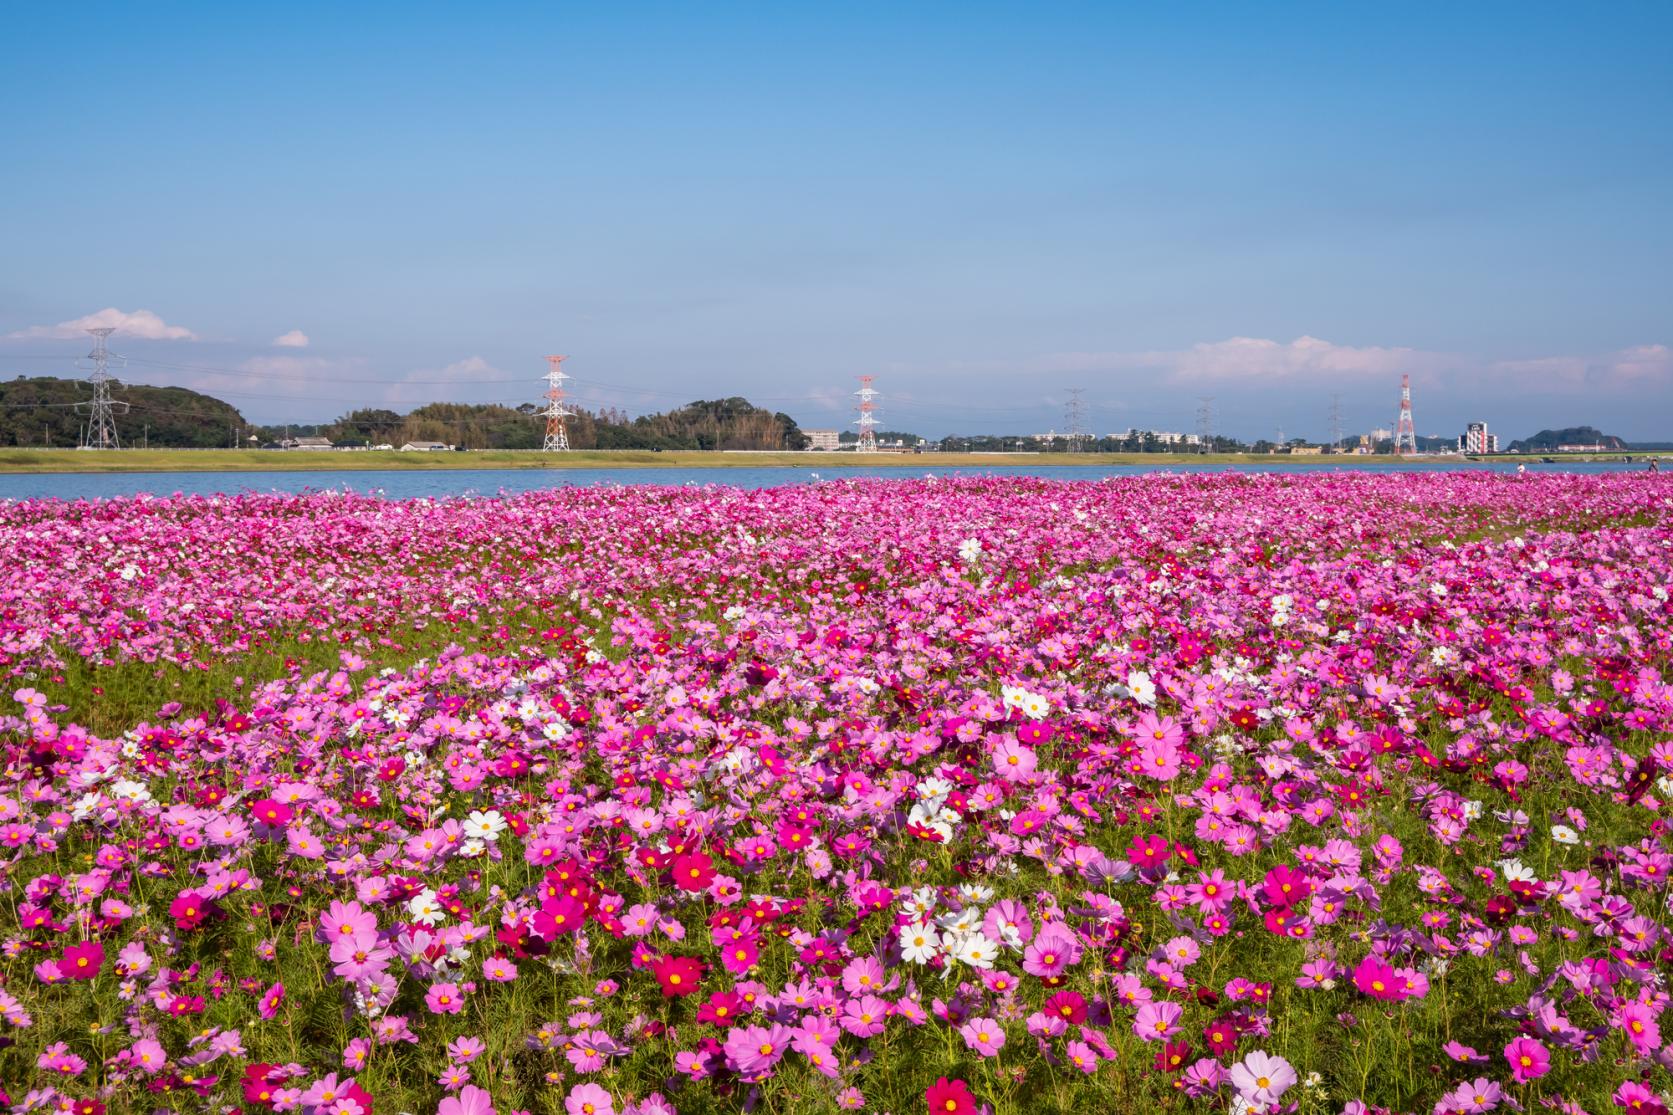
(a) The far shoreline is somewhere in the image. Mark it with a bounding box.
[0,447,1657,475]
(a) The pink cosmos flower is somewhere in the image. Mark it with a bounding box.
[438,1084,496,1115]
[565,1082,614,1115]
[426,981,465,1015]
[1139,738,1182,780]
[1619,1002,1662,1055]
[1443,1077,1502,1113]
[724,1023,791,1078]
[1228,1050,1297,1106]
[959,1016,1006,1057]
[1133,1000,1183,1042]
[1022,929,1081,978]
[992,740,1037,781]
[129,1038,167,1074]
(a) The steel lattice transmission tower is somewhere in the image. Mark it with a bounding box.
[540,355,574,452]
[1195,395,1215,454]
[1064,387,1088,452]
[77,327,128,450]
[1393,373,1418,456]
[853,375,880,453]
[1328,393,1344,454]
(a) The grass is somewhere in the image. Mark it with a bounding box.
[0,447,1654,474]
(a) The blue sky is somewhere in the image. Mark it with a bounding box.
[2,2,1670,440]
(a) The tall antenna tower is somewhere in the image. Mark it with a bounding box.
[77,327,127,450]
[1064,387,1088,452]
[541,354,573,452]
[1392,373,1418,456]
[853,375,880,453]
[1195,395,1215,455]
[1328,393,1344,454]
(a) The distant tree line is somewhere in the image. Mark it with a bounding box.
[0,376,246,448]
[294,396,808,451]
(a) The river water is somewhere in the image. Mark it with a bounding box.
[0,460,1658,500]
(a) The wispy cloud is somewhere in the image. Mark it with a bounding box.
[5,307,198,341]
[271,329,310,348]
[1019,336,1669,393]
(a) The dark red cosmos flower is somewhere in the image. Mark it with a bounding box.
[1155,1040,1192,1073]
[1203,1017,1238,1054]
[1628,760,1659,804]
[1483,894,1518,925]
[652,954,703,998]
[926,1077,976,1115]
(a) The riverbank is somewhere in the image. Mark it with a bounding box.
[0,447,1655,474]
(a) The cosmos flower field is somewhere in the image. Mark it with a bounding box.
[2,473,1672,1115]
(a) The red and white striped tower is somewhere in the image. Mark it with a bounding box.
[853,375,880,453]
[1393,372,1418,456]
[541,355,573,452]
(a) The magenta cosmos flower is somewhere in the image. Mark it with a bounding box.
[1505,1037,1550,1083]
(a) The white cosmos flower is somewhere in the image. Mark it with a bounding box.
[1497,858,1537,883]
[948,932,998,970]
[464,810,507,841]
[899,924,941,964]
[958,538,983,563]
[1550,825,1580,846]
[407,888,445,926]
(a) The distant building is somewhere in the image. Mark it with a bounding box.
[1119,429,1200,446]
[802,429,841,451]
[1368,427,1393,443]
[400,441,452,452]
[281,436,334,450]
[1288,445,1324,456]
[1556,443,1609,453]
[1458,422,1499,454]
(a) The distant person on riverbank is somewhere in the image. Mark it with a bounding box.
[1517,463,1527,476]
[1652,458,1661,473]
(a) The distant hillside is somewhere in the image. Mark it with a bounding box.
[1507,426,1628,452]
[0,376,247,448]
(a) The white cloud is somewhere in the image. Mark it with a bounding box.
[238,355,346,378]
[1164,336,1430,382]
[380,355,512,404]
[1489,344,1673,390]
[272,329,310,348]
[5,307,198,341]
[1019,336,1669,393]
